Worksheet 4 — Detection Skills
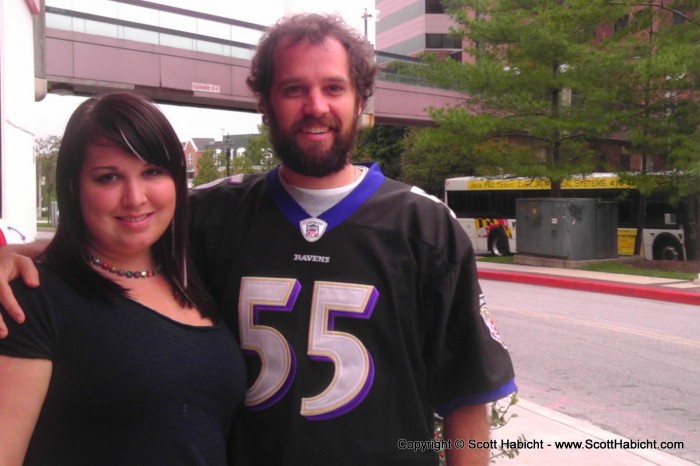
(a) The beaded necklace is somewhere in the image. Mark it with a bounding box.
[87,254,162,279]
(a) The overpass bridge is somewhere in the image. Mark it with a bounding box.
[43,0,467,127]
[0,0,469,244]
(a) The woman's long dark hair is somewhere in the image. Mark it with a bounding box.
[44,91,216,317]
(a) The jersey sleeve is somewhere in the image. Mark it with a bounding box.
[424,210,516,415]
[188,178,237,273]
[0,274,59,360]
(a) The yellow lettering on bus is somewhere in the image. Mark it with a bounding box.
[466,177,633,191]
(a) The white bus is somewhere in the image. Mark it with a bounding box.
[444,173,688,260]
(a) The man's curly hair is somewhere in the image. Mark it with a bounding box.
[246,13,377,112]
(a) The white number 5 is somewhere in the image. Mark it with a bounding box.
[238,277,377,420]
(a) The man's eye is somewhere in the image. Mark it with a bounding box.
[284,86,303,96]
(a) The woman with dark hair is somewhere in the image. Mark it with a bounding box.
[0,92,246,465]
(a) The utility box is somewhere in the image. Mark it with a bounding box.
[516,198,617,260]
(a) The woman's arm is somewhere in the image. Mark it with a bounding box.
[0,355,52,465]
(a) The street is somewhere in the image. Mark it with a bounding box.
[480,279,700,464]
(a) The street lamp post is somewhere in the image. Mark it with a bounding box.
[221,129,230,177]
[224,137,231,177]
[362,8,372,38]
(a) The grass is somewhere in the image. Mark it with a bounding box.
[476,255,515,265]
[36,218,55,230]
[578,261,696,281]
[476,254,698,281]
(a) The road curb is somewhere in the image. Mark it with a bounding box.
[477,269,700,306]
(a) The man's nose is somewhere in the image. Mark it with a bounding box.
[304,88,330,116]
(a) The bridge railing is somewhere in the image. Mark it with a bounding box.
[46,0,447,89]
[46,0,263,60]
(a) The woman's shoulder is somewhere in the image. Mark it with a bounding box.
[11,262,85,302]
[33,262,69,287]
[1,263,72,358]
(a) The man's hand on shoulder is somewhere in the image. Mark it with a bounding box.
[0,242,46,338]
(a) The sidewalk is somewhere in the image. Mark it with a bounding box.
[477,259,699,465]
[489,400,695,465]
[476,259,700,306]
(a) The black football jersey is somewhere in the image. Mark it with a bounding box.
[190,163,515,466]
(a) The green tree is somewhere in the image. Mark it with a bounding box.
[668,128,700,258]
[401,127,483,195]
[598,2,700,257]
[419,0,632,194]
[353,124,409,180]
[193,149,221,186]
[34,135,61,218]
[419,0,700,256]
[245,124,277,171]
[231,152,254,174]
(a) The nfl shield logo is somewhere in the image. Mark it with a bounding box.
[299,218,328,243]
[306,224,320,238]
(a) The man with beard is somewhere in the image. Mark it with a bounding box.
[0,13,515,466]
[189,13,515,466]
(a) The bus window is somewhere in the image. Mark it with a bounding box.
[646,199,678,228]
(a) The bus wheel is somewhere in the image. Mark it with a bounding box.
[490,231,510,257]
[653,237,682,261]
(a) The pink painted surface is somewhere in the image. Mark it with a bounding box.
[45,28,467,125]
[25,0,40,15]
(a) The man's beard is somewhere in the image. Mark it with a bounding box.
[268,112,359,178]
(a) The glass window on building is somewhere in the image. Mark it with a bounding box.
[426,33,462,49]
[425,0,444,14]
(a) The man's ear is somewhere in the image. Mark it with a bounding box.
[260,101,270,126]
[357,100,374,129]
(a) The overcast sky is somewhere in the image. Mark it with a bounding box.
[34,0,376,142]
